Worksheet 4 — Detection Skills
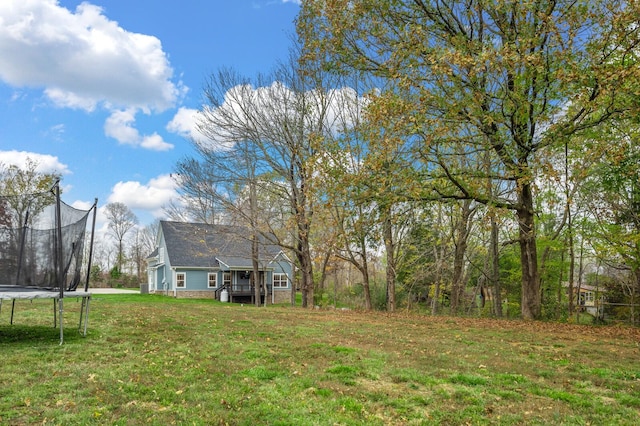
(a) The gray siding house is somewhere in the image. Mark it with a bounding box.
[146,221,292,304]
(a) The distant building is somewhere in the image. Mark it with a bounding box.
[564,282,604,317]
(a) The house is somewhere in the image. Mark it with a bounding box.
[563,282,605,317]
[146,221,293,304]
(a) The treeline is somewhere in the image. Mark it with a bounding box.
[165,1,640,323]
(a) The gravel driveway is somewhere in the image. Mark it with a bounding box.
[87,288,140,294]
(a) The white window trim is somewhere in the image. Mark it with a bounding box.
[273,273,288,288]
[208,272,218,288]
[223,271,231,287]
[176,272,186,289]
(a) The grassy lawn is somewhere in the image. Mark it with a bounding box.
[1,294,639,425]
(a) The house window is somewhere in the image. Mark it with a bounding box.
[273,273,288,288]
[159,247,165,264]
[223,272,231,287]
[584,291,594,303]
[176,272,186,288]
[208,272,218,288]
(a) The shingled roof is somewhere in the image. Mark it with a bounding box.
[159,221,282,269]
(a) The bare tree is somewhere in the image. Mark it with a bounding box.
[177,46,363,307]
[129,221,158,282]
[104,202,138,273]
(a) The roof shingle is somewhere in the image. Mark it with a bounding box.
[160,221,281,269]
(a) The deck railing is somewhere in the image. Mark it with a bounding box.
[214,283,273,301]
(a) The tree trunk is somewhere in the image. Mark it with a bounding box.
[382,207,396,312]
[567,206,575,316]
[451,200,473,313]
[632,285,637,325]
[431,280,441,315]
[252,234,260,307]
[357,234,372,310]
[299,251,308,308]
[361,259,372,311]
[248,166,261,307]
[517,183,541,320]
[565,139,575,317]
[490,214,502,317]
[298,236,314,308]
[431,205,444,316]
[263,271,269,307]
[303,261,314,307]
[118,239,123,273]
[575,238,585,323]
[557,247,565,319]
[318,248,332,306]
[290,261,297,306]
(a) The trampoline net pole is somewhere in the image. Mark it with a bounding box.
[59,298,64,345]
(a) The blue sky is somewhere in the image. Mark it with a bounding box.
[0,0,300,228]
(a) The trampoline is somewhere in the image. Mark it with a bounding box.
[0,181,97,344]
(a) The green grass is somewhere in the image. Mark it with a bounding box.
[1,294,640,425]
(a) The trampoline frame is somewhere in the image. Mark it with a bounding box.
[0,287,92,343]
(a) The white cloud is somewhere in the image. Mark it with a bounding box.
[104,109,139,145]
[200,82,369,148]
[0,0,184,112]
[107,174,178,216]
[45,123,65,142]
[45,87,100,112]
[0,149,71,175]
[141,133,173,151]
[167,107,205,142]
[105,109,174,151]
[0,0,186,153]
[71,199,95,211]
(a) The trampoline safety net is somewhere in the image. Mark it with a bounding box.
[0,187,94,292]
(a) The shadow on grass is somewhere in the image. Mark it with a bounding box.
[0,324,85,345]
